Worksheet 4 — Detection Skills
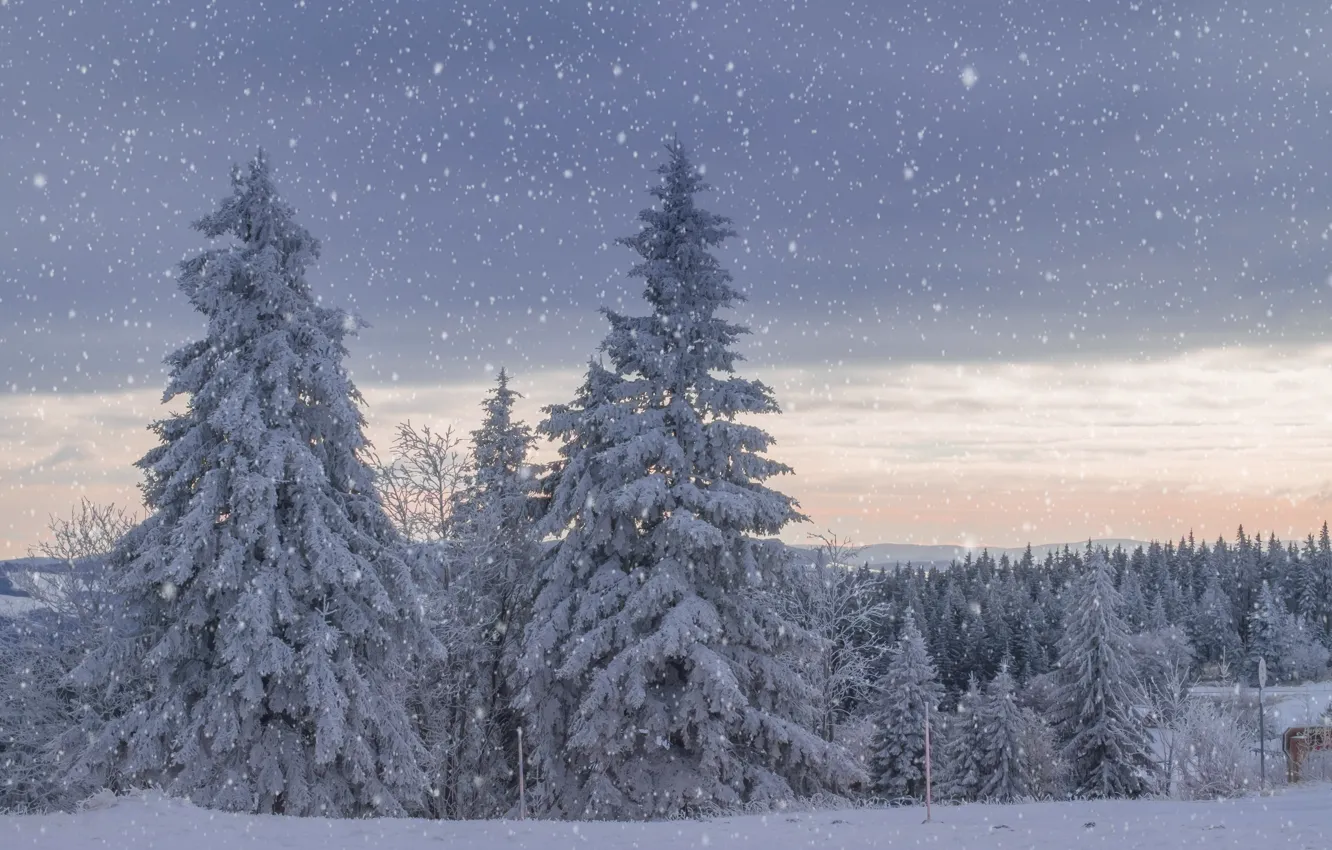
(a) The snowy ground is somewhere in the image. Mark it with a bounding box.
[0,594,43,618]
[5,785,1331,850]
[1193,681,1332,728]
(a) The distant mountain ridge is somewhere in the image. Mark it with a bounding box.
[795,539,1151,568]
[0,557,59,597]
[0,556,62,572]
[2,540,1151,593]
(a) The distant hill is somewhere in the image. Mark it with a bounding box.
[793,539,1150,568]
[0,557,64,599]
[0,556,63,573]
[0,557,59,598]
[4,540,1154,596]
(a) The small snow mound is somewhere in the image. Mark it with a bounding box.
[77,788,193,814]
[129,788,196,812]
[78,789,119,811]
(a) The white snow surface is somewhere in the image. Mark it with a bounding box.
[5,785,1331,850]
[1194,681,1332,728]
[0,595,42,618]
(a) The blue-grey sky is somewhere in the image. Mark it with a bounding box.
[4,0,1332,551]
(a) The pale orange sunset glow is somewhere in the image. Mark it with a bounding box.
[6,342,1330,554]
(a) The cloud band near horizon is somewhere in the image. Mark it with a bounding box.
[4,342,1329,555]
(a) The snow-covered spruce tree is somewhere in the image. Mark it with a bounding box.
[1295,524,1332,645]
[1118,569,1148,633]
[65,151,436,817]
[450,368,542,555]
[935,674,982,802]
[975,665,1032,802]
[1052,551,1156,798]
[1248,580,1293,684]
[1248,580,1329,685]
[1016,707,1068,799]
[868,612,944,800]
[419,368,542,818]
[1286,617,1331,681]
[1191,572,1242,671]
[517,140,859,820]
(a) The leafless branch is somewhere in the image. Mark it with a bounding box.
[369,421,471,542]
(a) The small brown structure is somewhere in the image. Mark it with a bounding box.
[1283,726,1332,782]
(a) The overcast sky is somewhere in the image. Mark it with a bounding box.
[4,0,1332,553]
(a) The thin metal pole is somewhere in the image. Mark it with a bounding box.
[1259,682,1266,791]
[924,700,932,823]
[517,726,527,820]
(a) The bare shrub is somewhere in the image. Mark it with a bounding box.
[1173,698,1258,799]
[1,499,134,812]
[369,421,470,543]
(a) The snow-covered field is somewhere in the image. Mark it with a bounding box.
[1193,681,1332,729]
[0,594,42,618]
[5,785,1330,850]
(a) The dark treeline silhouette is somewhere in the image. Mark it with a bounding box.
[836,524,1332,711]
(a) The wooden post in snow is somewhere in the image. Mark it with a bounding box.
[517,726,526,820]
[1258,657,1267,791]
[924,699,933,823]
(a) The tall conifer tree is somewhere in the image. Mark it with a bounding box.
[976,665,1032,802]
[936,674,983,801]
[867,612,944,800]
[517,140,857,819]
[1191,572,1242,670]
[68,152,435,816]
[1053,552,1155,798]
[1248,580,1292,684]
